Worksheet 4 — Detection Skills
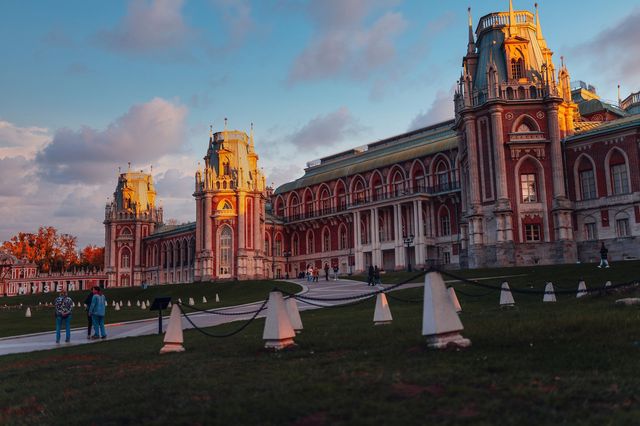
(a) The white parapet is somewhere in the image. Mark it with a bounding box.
[500,282,515,306]
[160,304,186,354]
[422,272,471,349]
[284,297,303,333]
[448,287,462,313]
[576,280,588,298]
[373,293,393,325]
[263,291,296,350]
[543,282,556,302]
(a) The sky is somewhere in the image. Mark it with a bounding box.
[1,0,640,247]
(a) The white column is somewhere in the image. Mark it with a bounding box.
[394,204,403,268]
[353,211,362,272]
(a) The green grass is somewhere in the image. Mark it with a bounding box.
[0,280,301,338]
[1,263,640,425]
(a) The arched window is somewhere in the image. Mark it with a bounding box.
[353,177,366,205]
[306,230,315,254]
[274,233,282,257]
[338,224,348,250]
[391,170,404,196]
[288,193,300,218]
[435,160,450,191]
[438,207,451,236]
[304,190,314,216]
[609,150,630,195]
[577,157,597,200]
[219,226,232,276]
[519,159,538,203]
[264,233,271,257]
[322,228,330,252]
[511,58,524,80]
[120,248,130,269]
[319,187,331,214]
[371,172,383,201]
[335,180,347,211]
[291,233,299,257]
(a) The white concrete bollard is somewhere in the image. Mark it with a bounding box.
[605,281,612,288]
[576,280,588,298]
[373,293,393,325]
[25,307,32,318]
[178,298,183,305]
[215,293,220,303]
[202,296,208,303]
[284,298,303,333]
[448,287,462,313]
[141,301,147,309]
[168,301,172,308]
[500,282,515,307]
[146,299,150,306]
[422,272,471,349]
[160,304,186,354]
[188,297,195,306]
[136,300,141,307]
[543,282,556,302]
[115,303,120,311]
[112,300,116,307]
[263,291,296,350]
[104,300,108,307]
[127,300,132,307]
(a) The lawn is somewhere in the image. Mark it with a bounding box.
[1,262,639,425]
[0,280,301,338]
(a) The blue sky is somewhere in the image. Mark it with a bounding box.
[1,0,639,247]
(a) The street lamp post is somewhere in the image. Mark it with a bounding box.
[403,234,414,272]
[283,250,291,279]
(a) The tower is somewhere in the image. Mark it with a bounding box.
[104,169,163,287]
[194,124,267,281]
[454,2,577,267]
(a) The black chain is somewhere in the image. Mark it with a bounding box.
[177,298,268,338]
[178,302,266,316]
[292,294,377,309]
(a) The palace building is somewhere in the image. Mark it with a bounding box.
[99,2,640,288]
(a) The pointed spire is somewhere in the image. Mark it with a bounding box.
[508,0,515,36]
[466,7,475,54]
[249,122,255,151]
[535,3,547,48]
[618,84,621,106]
[209,124,213,142]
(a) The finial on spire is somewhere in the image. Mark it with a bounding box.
[467,7,475,52]
[618,84,621,105]
[150,165,153,173]
[508,0,515,36]
[118,166,121,174]
[224,117,228,129]
[561,55,564,67]
[128,161,131,170]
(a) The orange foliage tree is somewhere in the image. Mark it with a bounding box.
[2,226,82,272]
[79,245,105,270]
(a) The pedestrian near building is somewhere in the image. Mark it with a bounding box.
[332,265,339,281]
[324,263,330,281]
[374,266,381,285]
[84,289,94,339]
[89,286,107,339]
[598,242,610,268]
[54,290,74,343]
[367,265,375,286]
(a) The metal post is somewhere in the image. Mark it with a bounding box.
[158,308,163,335]
[403,234,414,272]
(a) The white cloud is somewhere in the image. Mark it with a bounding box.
[407,89,454,131]
[95,0,192,56]
[0,120,51,159]
[288,0,406,83]
[36,98,188,184]
[289,106,367,151]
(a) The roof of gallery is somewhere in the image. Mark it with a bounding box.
[274,119,457,194]
[146,222,196,240]
[568,113,640,143]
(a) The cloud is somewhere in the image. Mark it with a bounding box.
[288,0,406,83]
[36,98,188,184]
[211,0,254,50]
[407,89,454,131]
[95,0,192,56]
[155,168,193,198]
[569,8,640,89]
[289,107,366,150]
[0,156,36,197]
[266,164,304,188]
[0,120,51,159]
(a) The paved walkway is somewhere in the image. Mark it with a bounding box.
[0,277,382,357]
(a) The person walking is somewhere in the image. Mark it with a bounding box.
[88,286,107,339]
[598,242,610,268]
[312,267,319,282]
[374,266,381,286]
[367,265,375,286]
[333,265,339,281]
[83,289,94,339]
[54,290,74,343]
[324,263,330,281]
[307,265,313,282]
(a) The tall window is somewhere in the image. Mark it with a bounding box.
[121,251,130,269]
[511,58,524,80]
[616,218,630,237]
[524,224,541,242]
[264,235,271,257]
[339,226,347,250]
[322,229,330,252]
[440,213,451,236]
[307,231,314,254]
[220,227,232,275]
[292,234,299,256]
[320,189,331,214]
[584,222,597,241]
[611,164,629,195]
[579,169,596,200]
[520,174,537,203]
[436,162,449,191]
[392,173,404,196]
[274,235,282,257]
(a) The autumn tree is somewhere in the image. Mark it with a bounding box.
[2,226,80,272]
[79,245,105,270]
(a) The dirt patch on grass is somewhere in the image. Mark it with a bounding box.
[0,396,46,423]
[390,382,446,399]
[292,411,328,426]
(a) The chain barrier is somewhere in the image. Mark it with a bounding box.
[384,292,423,303]
[450,287,496,298]
[177,298,268,338]
[178,302,266,316]
[291,293,378,309]
[431,267,639,296]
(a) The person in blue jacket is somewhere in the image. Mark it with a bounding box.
[88,286,107,339]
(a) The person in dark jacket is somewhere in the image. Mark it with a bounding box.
[367,265,375,286]
[598,242,610,268]
[84,290,94,339]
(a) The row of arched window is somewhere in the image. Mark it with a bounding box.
[274,156,458,219]
[573,148,632,201]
